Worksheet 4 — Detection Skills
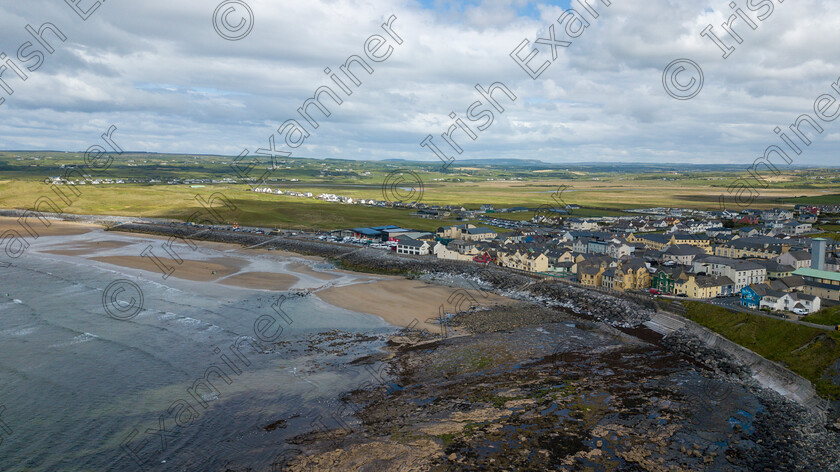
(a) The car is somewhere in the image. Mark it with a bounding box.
[649,289,662,295]
[792,308,809,316]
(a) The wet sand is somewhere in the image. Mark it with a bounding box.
[0,216,99,237]
[23,223,520,333]
[287,262,337,280]
[90,255,246,282]
[316,279,514,332]
[218,272,299,291]
[43,240,133,256]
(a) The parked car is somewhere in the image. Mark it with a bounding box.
[792,307,809,316]
[649,289,662,295]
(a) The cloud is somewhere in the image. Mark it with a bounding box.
[0,0,837,165]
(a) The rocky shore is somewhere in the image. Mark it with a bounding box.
[276,304,840,471]
[108,223,840,471]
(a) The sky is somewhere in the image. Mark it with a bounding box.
[0,0,838,165]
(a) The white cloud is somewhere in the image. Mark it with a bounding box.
[0,0,836,165]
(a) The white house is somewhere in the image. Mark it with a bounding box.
[607,242,634,260]
[779,292,820,315]
[777,250,811,270]
[396,238,430,256]
[693,256,766,290]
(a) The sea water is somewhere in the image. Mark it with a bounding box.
[0,231,395,471]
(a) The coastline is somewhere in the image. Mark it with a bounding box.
[10,217,504,333]
[4,216,840,469]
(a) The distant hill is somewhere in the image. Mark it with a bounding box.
[382,158,551,167]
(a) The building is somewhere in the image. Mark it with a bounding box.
[671,233,712,250]
[792,267,840,301]
[777,220,812,236]
[652,267,691,294]
[661,244,707,266]
[611,259,651,291]
[766,275,806,292]
[607,241,635,259]
[579,265,606,287]
[693,256,766,290]
[434,240,479,261]
[497,248,549,273]
[779,292,820,315]
[601,268,618,290]
[675,275,734,299]
[627,233,672,251]
[741,284,782,309]
[758,260,795,279]
[777,250,811,270]
[464,227,498,242]
[714,237,790,260]
[436,224,476,240]
[396,238,430,255]
[588,240,609,255]
[812,238,827,270]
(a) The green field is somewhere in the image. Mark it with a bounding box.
[785,194,840,205]
[2,151,839,230]
[802,306,840,327]
[684,302,840,400]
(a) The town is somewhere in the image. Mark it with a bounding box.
[313,203,840,319]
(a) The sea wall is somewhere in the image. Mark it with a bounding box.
[646,311,829,414]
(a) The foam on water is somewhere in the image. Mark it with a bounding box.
[0,231,396,471]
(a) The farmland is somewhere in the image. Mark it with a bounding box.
[1,151,838,230]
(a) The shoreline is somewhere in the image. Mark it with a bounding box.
[13,217,506,334]
[98,222,838,416]
[6,217,837,415]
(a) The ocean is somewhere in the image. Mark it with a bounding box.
[0,230,396,471]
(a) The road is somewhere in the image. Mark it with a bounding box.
[708,296,835,331]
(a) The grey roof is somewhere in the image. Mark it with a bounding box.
[398,238,426,248]
[664,244,706,256]
[695,255,765,271]
[786,250,811,261]
[673,233,710,241]
[757,260,794,273]
[466,227,496,235]
[695,275,734,288]
[783,292,818,302]
[778,275,806,288]
[579,265,603,275]
[749,284,785,298]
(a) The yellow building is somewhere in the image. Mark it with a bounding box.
[673,275,733,299]
[628,233,711,252]
[611,260,651,291]
[579,265,606,287]
[714,239,790,259]
[436,224,476,240]
[498,249,549,273]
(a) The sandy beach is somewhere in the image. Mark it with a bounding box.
[18,221,519,333]
[0,216,99,237]
[90,255,247,282]
[316,279,515,333]
[43,240,133,256]
[218,272,299,291]
[286,261,337,280]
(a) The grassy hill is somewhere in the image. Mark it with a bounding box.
[684,302,840,400]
